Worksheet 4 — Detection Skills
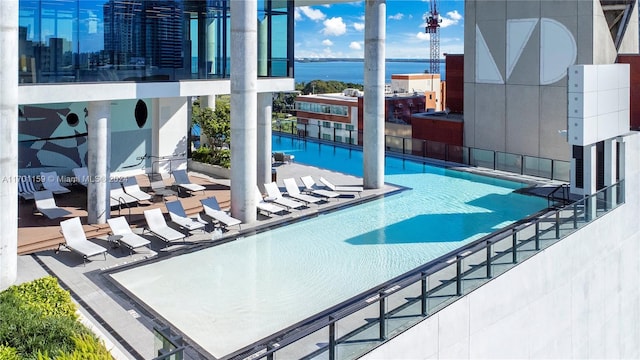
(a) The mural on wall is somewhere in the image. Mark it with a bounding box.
[18,99,152,176]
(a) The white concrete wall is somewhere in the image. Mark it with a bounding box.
[361,132,640,359]
[152,97,188,174]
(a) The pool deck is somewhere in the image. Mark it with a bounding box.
[15,162,403,360]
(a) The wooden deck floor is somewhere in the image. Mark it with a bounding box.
[18,173,231,255]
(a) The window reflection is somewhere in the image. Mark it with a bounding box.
[18,0,292,84]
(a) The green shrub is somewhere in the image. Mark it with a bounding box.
[0,345,20,360]
[192,146,230,169]
[0,277,111,360]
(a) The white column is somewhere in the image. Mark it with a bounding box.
[583,144,597,220]
[257,92,273,188]
[363,0,386,189]
[0,0,19,290]
[604,138,617,208]
[618,137,626,204]
[152,97,188,174]
[230,0,257,223]
[87,101,111,224]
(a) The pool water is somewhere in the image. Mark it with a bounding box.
[110,137,547,358]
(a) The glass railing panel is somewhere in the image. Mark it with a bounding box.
[334,301,384,360]
[523,156,552,179]
[424,140,445,160]
[385,136,404,154]
[553,160,571,182]
[383,281,424,338]
[279,326,329,360]
[459,248,490,294]
[469,148,494,169]
[495,152,522,174]
[486,235,514,278]
[425,261,458,314]
[447,145,466,164]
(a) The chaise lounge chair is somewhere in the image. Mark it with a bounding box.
[273,152,295,164]
[165,200,207,233]
[33,190,72,219]
[255,187,287,216]
[40,171,71,194]
[18,175,39,200]
[106,216,152,255]
[122,176,152,202]
[300,176,340,200]
[58,217,107,265]
[143,208,186,247]
[200,197,242,230]
[72,167,89,187]
[172,169,206,196]
[319,176,364,195]
[264,182,305,210]
[110,181,140,208]
[283,178,322,205]
[148,174,177,201]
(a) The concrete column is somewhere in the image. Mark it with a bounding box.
[152,97,188,175]
[87,101,111,224]
[202,95,216,110]
[604,138,617,208]
[618,137,626,204]
[257,92,273,188]
[207,18,217,75]
[230,0,257,223]
[583,144,597,220]
[0,0,19,290]
[363,0,386,189]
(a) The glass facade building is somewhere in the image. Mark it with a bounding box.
[18,0,293,84]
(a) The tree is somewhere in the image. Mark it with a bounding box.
[191,96,231,168]
[296,80,364,95]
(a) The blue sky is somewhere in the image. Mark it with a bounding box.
[294,0,465,59]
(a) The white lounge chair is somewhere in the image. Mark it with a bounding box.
[255,187,287,216]
[122,176,152,201]
[149,175,177,201]
[110,181,139,208]
[283,178,322,205]
[18,175,39,200]
[165,200,207,233]
[58,217,107,265]
[72,167,89,187]
[172,169,206,196]
[33,190,71,219]
[143,208,186,246]
[300,176,340,199]
[106,216,152,255]
[319,177,364,194]
[264,182,305,210]
[200,197,242,230]
[40,171,71,194]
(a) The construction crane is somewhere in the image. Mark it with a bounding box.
[425,0,442,74]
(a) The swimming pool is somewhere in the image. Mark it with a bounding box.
[110,137,547,358]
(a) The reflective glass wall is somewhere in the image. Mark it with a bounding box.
[18,0,293,84]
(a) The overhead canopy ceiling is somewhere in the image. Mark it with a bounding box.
[600,0,636,49]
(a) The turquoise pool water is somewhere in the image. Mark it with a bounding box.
[111,137,547,358]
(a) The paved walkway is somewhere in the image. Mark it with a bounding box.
[15,162,401,360]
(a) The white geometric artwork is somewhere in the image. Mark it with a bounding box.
[506,18,538,80]
[475,24,504,84]
[540,18,577,85]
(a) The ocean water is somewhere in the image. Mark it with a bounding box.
[294,60,446,84]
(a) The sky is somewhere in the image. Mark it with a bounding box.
[294,0,465,59]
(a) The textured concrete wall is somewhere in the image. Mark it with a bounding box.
[361,132,640,359]
[464,0,623,161]
[152,97,188,174]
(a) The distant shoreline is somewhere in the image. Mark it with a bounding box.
[295,58,444,63]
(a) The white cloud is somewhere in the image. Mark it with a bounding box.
[299,6,326,22]
[349,41,362,50]
[416,32,430,41]
[388,13,404,20]
[353,22,365,31]
[322,39,334,46]
[322,17,347,36]
[447,10,462,21]
[294,8,302,21]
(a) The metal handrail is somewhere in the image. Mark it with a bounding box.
[547,183,570,208]
[228,180,625,360]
